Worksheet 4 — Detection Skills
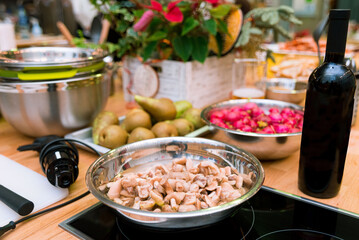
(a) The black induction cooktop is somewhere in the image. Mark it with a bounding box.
[59,186,359,240]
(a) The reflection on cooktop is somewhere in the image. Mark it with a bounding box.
[59,186,359,240]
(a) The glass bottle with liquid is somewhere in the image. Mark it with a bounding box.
[298,9,356,198]
[231,58,267,99]
[18,6,30,39]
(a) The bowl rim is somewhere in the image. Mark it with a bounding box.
[265,78,308,94]
[0,47,108,68]
[85,137,265,218]
[201,99,304,137]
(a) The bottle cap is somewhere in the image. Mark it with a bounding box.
[329,9,350,20]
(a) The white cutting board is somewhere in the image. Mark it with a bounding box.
[0,154,68,226]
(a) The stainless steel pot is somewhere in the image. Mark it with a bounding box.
[86,137,264,229]
[0,71,111,137]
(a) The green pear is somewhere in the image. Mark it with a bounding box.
[120,109,152,133]
[174,100,192,118]
[181,108,206,129]
[92,111,119,144]
[126,108,145,117]
[134,95,176,121]
[127,127,156,143]
[172,118,194,136]
[151,121,178,137]
[98,125,128,149]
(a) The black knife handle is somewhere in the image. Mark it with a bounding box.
[0,184,34,216]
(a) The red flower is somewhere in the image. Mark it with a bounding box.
[144,0,183,23]
[204,0,219,4]
[144,0,163,12]
[165,1,183,22]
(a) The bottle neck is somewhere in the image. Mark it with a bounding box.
[324,10,350,64]
[324,52,345,63]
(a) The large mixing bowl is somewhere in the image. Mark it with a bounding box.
[201,99,304,160]
[0,71,111,137]
[86,137,264,229]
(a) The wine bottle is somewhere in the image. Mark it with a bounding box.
[298,9,356,198]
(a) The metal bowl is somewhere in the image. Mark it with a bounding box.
[86,137,264,229]
[0,71,111,137]
[0,47,108,70]
[201,99,303,160]
[265,78,307,104]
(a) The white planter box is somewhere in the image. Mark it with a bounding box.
[122,54,234,108]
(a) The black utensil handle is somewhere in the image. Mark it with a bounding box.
[0,184,34,216]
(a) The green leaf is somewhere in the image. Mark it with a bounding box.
[244,8,263,19]
[133,9,145,18]
[177,1,191,7]
[214,33,223,56]
[217,19,229,35]
[273,24,291,39]
[181,17,199,36]
[268,12,280,25]
[191,37,208,63]
[109,4,121,13]
[289,15,303,25]
[147,17,163,32]
[146,31,167,42]
[106,43,120,53]
[204,19,217,35]
[77,30,85,38]
[210,4,232,19]
[173,36,193,61]
[72,38,88,48]
[116,38,132,58]
[278,5,294,14]
[237,32,250,47]
[241,21,251,32]
[141,41,157,62]
[235,22,251,47]
[117,48,128,59]
[124,13,134,22]
[261,11,272,22]
[249,27,262,35]
[118,1,136,8]
[116,20,129,33]
[266,49,275,63]
[110,5,135,22]
[126,28,138,38]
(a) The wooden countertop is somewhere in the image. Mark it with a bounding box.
[1,91,359,239]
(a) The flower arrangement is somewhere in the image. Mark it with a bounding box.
[89,0,241,63]
[87,1,301,63]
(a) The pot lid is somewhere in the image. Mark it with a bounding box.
[0,47,108,69]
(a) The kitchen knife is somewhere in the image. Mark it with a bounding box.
[0,184,34,216]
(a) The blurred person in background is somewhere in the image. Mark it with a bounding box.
[37,0,77,35]
[69,0,98,36]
